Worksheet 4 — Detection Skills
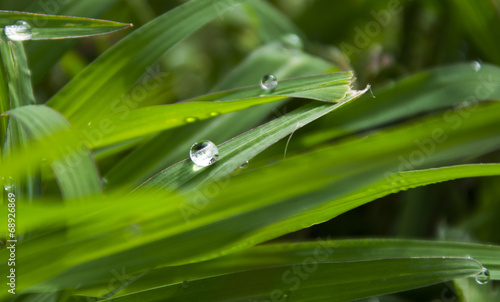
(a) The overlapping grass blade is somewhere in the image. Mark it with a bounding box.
[0,10,131,40]
[302,63,500,146]
[0,41,38,202]
[86,72,353,148]
[99,257,481,302]
[26,0,121,83]
[104,41,335,189]
[138,86,366,191]
[3,105,101,200]
[106,239,500,295]
[46,0,247,126]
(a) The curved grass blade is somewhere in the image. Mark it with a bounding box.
[85,72,353,149]
[103,239,500,295]
[46,0,247,126]
[0,10,131,40]
[103,41,335,189]
[302,63,500,146]
[245,0,305,43]
[7,103,500,295]
[26,0,121,84]
[100,257,482,302]
[138,83,367,191]
[3,105,101,200]
[1,41,38,202]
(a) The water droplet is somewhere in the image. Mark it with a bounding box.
[280,34,303,50]
[185,117,198,123]
[209,112,220,117]
[182,280,190,288]
[472,61,482,72]
[190,140,219,167]
[239,161,249,169]
[260,74,278,91]
[4,20,33,41]
[475,267,490,285]
[3,176,14,191]
[102,177,108,187]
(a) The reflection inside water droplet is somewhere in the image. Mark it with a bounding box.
[476,267,490,285]
[239,161,249,169]
[260,74,278,91]
[190,140,219,167]
[4,20,33,41]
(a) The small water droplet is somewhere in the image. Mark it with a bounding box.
[472,61,482,72]
[475,268,490,285]
[182,280,190,288]
[209,112,220,117]
[3,176,14,191]
[260,74,278,91]
[280,34,303,51]
[4,20,33,41]
[190,140,219,167]
[239,161,249,169]
[102,177,108,187]
[185,117,198,123]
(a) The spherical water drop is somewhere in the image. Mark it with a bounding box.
[280,34,303,50]
[182,280,190,288]
[260,74,278,91]
[475,268,490,285]
[472,61,482,72]
[4,20,33,41]
[239,161,249,169]
[190,140,219,167]
[185,117,198,123]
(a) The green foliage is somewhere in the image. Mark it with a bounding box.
[1,0,499,301]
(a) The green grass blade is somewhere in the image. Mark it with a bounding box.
[139,84,366,191]
[303,63,500,146]
[109,239,500,295]
[1,41,38,202]
[4,105,101,200]
[0,10,131,40]
[86,72,353,148]
[26,0,120,84]
[100,257,481,302]
[245,0,305,43]
[103,41,335,189]
[46,0,247,126]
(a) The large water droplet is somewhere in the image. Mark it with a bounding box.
[190,140,219,167]
[475,267,490,285]
[260,74,278,91]
[472,61,482,72]
[281,34,303,51]
[182,280,190,288]
[4,20,33,41]
[239,161,249,169]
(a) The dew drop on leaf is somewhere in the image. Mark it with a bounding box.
[239,161,249,169]
[260,74,278,91]
[280,33,303,51]
[182,280,190,288]
[475,267,490,285]
[4,20,33,41]
[190,140,219,167]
